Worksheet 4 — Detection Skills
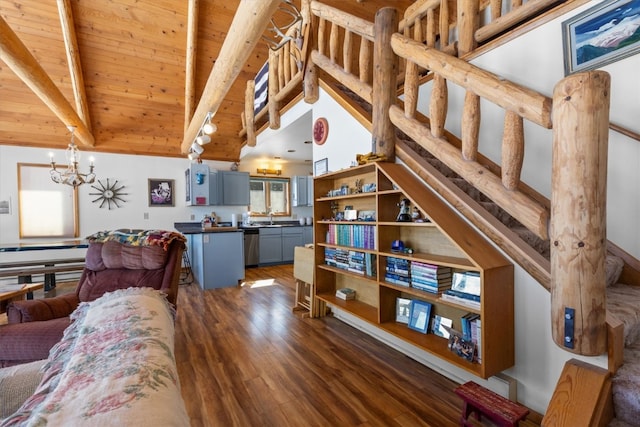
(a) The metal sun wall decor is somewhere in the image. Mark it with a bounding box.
[89,179,128,209]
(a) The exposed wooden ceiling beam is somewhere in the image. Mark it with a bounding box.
[184,0,199,132]
[57,0,92,132]
[180,0,281,154]
[0,16,94,147]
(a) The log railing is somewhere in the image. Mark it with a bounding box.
[301,2,612,356]
[390,34,551,241]
[240,2,311,146]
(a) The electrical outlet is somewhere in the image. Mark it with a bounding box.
[190,214,195,220]
[143,212,149,220]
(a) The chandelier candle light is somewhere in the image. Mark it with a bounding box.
[49,125,96,187]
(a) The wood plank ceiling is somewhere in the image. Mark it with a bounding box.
[0,0,413,162]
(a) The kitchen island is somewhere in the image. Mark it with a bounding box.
[174,223,244,290]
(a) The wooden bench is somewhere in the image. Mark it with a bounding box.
[0,258,85,291]
[455,381,529,427]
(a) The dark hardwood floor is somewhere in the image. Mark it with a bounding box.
[174,265,542,427]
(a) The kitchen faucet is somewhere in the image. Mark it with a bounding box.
[268,207,274,225]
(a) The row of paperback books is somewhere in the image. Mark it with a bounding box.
[385,257,452,294]
[325,224,375,249]
[324,247,377,277]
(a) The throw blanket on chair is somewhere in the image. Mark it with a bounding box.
[87,229,186,251]
[1,288,189,426]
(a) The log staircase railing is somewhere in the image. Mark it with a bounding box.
[301,0,615,359]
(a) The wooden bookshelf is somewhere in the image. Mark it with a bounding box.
[312,162,514,379]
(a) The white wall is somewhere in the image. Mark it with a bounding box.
[312,88,374,172]
[0,144,313,253]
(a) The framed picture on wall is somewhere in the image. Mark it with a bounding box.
[562,0,640,75]
[148,179,174,206]
[314,158,328,176]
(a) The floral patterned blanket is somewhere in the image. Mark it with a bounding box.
[1,288,190,426]
[86,229,186,251]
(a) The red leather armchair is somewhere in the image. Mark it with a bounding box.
[0,231,185,367]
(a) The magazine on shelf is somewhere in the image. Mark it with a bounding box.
[446,328,476,362]
[431,314,453,338]
[451,271,481,296]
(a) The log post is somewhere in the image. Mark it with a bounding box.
[550,71,610,355]
[430,74,448,139]
[244,79,256,147]
[501,110,524,190]
[372,7,398,161]
[461,90,480,161]
[458,0,480,56]
[304,60,319,104]
[268,49,281,129]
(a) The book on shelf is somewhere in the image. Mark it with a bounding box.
[443,289,481,302]
[431,314,453,338]
[410,261,452,278]
[335,288,356,300]
[451,271,481,296]
[440,292,481,310]
[460,313,480,341]
[446,327,476,363]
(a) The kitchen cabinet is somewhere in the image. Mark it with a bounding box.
[191,231,244,289]
[303,226,313,245]
[282,227,304,262]
[186,163,210,206]
[259,227,283,264]
[258,226,306,264]
[209,171,250,206]
[292,176,313,207]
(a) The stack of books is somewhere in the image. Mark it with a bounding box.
[335,288,356,300]
[410,261,452,294]
[385,257,410,287]
[441,271,481,309]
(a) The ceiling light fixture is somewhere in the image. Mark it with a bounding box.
[262,0,303,51]
[50,125,96,188]
[188,111,216,161]
[257,167,282,176]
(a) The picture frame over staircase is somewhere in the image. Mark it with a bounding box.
[562,0,640,75]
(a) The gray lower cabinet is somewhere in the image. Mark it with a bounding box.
[303,226,313,245]
[282,227,303,262]
[258,226,306,264]
[191,231,244,289]
[259,228,282,264]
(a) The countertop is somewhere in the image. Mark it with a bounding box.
[174,221,311,235]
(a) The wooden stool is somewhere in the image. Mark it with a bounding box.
[454,381,529,427]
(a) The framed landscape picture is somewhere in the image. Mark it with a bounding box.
[562,0,640,75]
[149,179,174,206]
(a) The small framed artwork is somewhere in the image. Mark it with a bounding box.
[149,179,175,207]
[562,0,640,75]
[396,297,411,324]
[408,300,432,334]
[314,158,328,176]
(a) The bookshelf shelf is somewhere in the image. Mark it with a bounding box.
[312,162,514,379]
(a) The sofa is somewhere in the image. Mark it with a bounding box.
[0,287,190,426]
[0,229,186,367]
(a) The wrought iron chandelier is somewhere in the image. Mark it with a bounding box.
[50,126,96,188]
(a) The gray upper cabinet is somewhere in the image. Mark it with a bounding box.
[209,171,250,206]
[292,175,313,207]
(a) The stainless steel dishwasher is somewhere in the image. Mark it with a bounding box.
[243,228,259,267]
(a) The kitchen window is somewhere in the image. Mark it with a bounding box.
[249,177,290,216]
